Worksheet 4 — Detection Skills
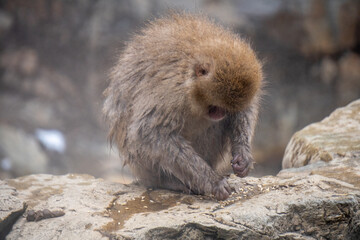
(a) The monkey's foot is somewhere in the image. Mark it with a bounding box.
[231,155,253,177]
[212,178,231,201]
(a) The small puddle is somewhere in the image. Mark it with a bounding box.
[102,190,191,231]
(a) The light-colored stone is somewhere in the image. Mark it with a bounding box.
[0,180,26,240]
[1,163,360,240]
[283,99,360,169]
[5,174,125,240]
[279,157,360,189]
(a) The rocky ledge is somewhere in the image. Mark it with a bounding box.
[1,99,360,240]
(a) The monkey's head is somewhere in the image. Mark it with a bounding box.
[187,38,263,122]
[117,14,263,123]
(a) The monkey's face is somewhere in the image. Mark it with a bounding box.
[189,46,262,122]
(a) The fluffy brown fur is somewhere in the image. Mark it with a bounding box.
[103,13,263,200]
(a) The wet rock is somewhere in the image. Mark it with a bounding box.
[1,163,359,240]
[283,99,360,169]
[0,124,48,176]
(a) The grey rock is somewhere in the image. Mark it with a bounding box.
[4,174,120,240]
[0,180,26,240]
[1,162,359,240]
[283,99,360,169]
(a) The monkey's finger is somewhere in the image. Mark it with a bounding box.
[213,179,231,200]
[224,183,232,194]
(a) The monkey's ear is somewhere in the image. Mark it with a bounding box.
[194,63,209,77]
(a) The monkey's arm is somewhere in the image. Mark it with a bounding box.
[130,104,231,201]
[229,97,260,177]
[143,132,231,200]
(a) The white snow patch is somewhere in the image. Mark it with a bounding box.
[35,129,66,153]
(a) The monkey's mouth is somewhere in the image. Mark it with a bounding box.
[208,105,226,121]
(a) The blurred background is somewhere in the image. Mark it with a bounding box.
[0,0,359,182]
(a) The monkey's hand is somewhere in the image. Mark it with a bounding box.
[231,153,253,177]
[212,178,231,201]
[142,131,232,201]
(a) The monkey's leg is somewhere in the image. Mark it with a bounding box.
[130,162,194,194]
[158,173,192,194]
[230,98,259,177]
[140,135,231,200]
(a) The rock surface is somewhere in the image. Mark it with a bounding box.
[0,180,26,240]
[1,158,359,240]
[283,99,360,169]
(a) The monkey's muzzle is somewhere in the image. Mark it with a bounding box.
[208,105,226,121]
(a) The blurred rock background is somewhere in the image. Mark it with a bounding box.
[0,0,359,181]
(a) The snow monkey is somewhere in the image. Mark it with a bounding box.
[103,14,263,200]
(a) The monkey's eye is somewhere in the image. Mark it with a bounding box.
[194,64,209,77]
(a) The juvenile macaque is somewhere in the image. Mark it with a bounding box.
[103,14,263,200]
